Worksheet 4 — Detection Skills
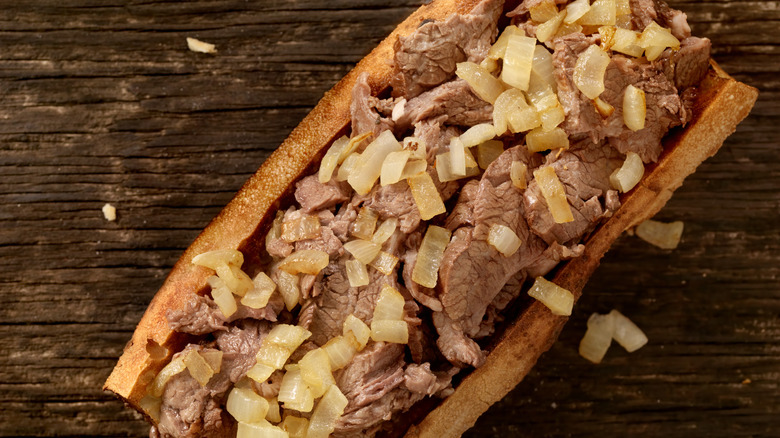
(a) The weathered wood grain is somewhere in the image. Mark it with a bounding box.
[0,0,776,437]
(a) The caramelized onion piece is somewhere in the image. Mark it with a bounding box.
[623,84,646,131]
[278,366,315,413]
[534,166,574,223]
[635,219,684,249]
[460,123,497,148]
[408,172,446,220]
[526,127,570,152]
[278,250,329,275]
[610,151,644,192]
[578,0,616,26]
[610,309,649,352]
[348,130,402,195]
[343,239,381,265]
[487,224,523,257]
[527,277,574,316]
[412,225,451,288]
[579,312,615,363]
[281,214,321,243]
[573,45,611,99]
[501,33,537,90]
[456,62,505,104]
[343,314,371,350]
[306,385,349,438]
[299,348,335,398]
[345,259,369,287]
[510,161,528,189]
[477,140,505,169]
[227,387,270,423]
[350,207,379,240]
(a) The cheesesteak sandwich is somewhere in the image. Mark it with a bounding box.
[105,0,757,436]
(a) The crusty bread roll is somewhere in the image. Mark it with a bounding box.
[104,0,758,435]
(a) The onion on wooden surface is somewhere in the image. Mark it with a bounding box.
[579,312,615,363]
[635,219,684,249]
[610,309,648,352]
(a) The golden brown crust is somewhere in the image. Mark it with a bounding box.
[104,0,758,433]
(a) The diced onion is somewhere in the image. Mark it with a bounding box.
[278,366,314,413]
[343,314,371,350]
[526,127,570,153]
[373,284,405,321]
[237,421,289,438]
[508,104,542,133]
[391,98,407,122]
[635,219,684,249]
[599,25,616,51]
[276,270,301,311]
[319,135,349,183]
[408,172,446,220]
[435,152,479,182]
[345,259,370,287]
[456,62,505,104]
[335,152,359,182]
[531,92,566,132]
[299,348,335,398]
[534,166,574,223]
[306,385,349,438]
[192,249,243,270]
[149,357,186,398]
[412,226,451,288]
[370,319,409,344]
[612,28,644,57]
[266,397,282,423]
[638,22,680,61]
[282,416,309,438]
[578,0,616,26]
[555,21,583,39]
[400,159,428,180]
[265,324,312,350]
[510,161,528,189]
[477,140,505,169]
[371,218,398,244]
[482,25,523,72]
[322,335,358,370]
[527,276,574,316]
[579,312,615,363]
[529,0,559,22]
[623,84,646,131]
[266,211,285,255]
[610,151,644,192]
[227,387,270,424]
[348,130,402,195]
[182,349,214,387]
[209,276,238,318]
[493,88,526,135]
[215,264,254,297]
[200,350,223,374]
[501,34,537,91]
[343,239,381,265]
[573,45,611,99]
[487,224,522,257]
[241,272,277,309]
[616,0,631,15]
[536,10,566,43]
[593,96,615,117]
[610,309,648,352]
[281,215,321,243]
[381,150,412,186]
[531,45,556,91]
[278,250,329,275]
[370,251,399,276]
[139,395,161,423]
[460,123,497,148]
[350,207,379,240]
[402,136,427,161]
[246,362,275,383]
[565,0,591,24]
[186,37,217,54]
[256,344,295,370]
[449,137,467,177]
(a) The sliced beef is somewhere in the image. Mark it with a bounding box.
[157,343,242,438]
[524,142,622,246]
[655,37,712,90]
[393,79,493,132]
[403,363,453,396]
[364,180,422,234]
[335,343,406,434]
[412,119,463,166]
[214,319,270,383]
[331,202,358,241]
[525,241,586,278]
[435,146,548,367]
[294,175,352,213]
[445,179,480,231]
[391,0,503,98]
[474,271,527,339]
[295,225,343,257]
[631,0,691,39]
[553,34,687,162]
[167,294,281,335]
[351,72,394,138]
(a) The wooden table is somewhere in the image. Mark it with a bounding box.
[1,1,776,436]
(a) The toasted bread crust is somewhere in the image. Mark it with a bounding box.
[104,0,758,433]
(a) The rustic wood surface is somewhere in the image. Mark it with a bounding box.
[0,0,776,436]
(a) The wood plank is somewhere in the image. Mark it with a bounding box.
[0,0,776,436]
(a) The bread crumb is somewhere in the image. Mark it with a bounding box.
[742,378,751,385]
[102,203,117,221]
[186,37,217,54]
